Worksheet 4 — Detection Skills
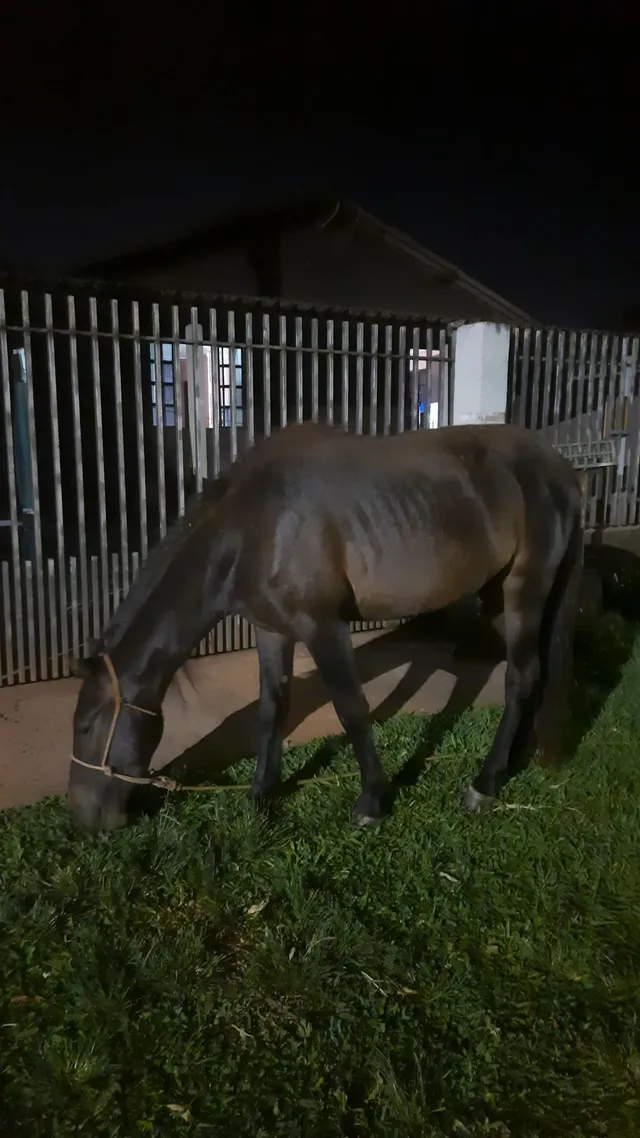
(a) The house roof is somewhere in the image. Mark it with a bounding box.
[75,197,536,325]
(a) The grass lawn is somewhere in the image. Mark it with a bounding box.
[2,613,640,1137]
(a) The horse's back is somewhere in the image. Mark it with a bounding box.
[230,421,574,480]
[226,423,581,625]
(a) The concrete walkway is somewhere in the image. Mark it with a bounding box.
[0,624,505,812]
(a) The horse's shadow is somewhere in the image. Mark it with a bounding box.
[155,554,636,813]
[161,601,506,799]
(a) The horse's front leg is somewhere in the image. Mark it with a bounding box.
[250,629,295,807]
[305,620,391,826]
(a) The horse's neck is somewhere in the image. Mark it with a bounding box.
[110,528,238,703]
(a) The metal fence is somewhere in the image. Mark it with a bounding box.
[0,279,453,687]
[508,326,640,527]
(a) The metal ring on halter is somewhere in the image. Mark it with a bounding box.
[69,653,178,789]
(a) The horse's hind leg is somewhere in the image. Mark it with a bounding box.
[305,621,390,826]
[464,560,556,810]
[251,629,295,805]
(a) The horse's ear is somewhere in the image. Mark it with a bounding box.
[68,639,101,679]
[68,654,91,679]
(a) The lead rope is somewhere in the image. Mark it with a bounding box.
[71,655,484,797]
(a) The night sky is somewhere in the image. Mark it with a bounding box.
[1,7,639,328]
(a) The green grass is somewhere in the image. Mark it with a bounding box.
[2,614,640,1136]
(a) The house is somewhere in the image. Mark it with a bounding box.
[73,198,536,483]
[75,196,535,326]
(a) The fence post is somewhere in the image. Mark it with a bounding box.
[452,322,510,426]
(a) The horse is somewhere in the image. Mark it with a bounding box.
[67,421,583,832]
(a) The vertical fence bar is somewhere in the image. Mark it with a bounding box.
[605,335,621,523]
[341,321,349,430]
[44,294,69,672]
[262,314,272,437]
[605,334,619,525]
[68,296,90,650]
[425,326,434,427]
[326,320,334,425]
[112,553,120,614]
[396,326,407,433]
[546,330,560,439]
[550,329,567,444]
[295,316,304,424]
[607,336,621,524]
[540,329,554,432]
[278,314,288,430]
[151,304,167,537]
[507,327,520,423]
[47,560,59,679]
[170,305,185,520]
[227,311,239,463]
[90,557,100,640]
[89,296,109,629]
[410,327,420,430]
[529,330,544,430]
[208,308,221,478]
[69,556,79,660]
[613,336,630,526]
[20,292,47,678]
[355,322,364,434]
[110,300,130,594]
[189,305,208,486]
[2,562,14,685]
[625,337,640,525]
[245,313,255,446]
[311,318,319,423]
[516,328,531,428]
[24,561,36,680]
[575,332,589,425]
[585,332,598,439]
[439,328,450,428]
[0,288,25,682]
[131,301,148,561]
[584,331,599,524]
[589,333,609,526]
[369,324,379,435]
[383,325,393,434]
[227,310,241,648]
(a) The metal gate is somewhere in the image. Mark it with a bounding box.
[0,279,454,686]
[508,326,640,527]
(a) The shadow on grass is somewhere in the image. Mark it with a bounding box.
[160,600,504,796]
[146,570,637,821]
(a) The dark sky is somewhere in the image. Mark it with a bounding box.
[1,6,639,326]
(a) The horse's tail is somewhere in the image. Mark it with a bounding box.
[535,515,584,765]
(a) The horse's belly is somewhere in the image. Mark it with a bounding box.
[348,542,503,620]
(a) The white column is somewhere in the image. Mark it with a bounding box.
[185,323,208,484]
[452,322,511,426]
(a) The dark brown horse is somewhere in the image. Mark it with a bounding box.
[68,422,583,832]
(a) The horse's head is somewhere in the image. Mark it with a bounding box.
[67,650,164,832]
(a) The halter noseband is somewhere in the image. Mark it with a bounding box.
[70,653,178,790]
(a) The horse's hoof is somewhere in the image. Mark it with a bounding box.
[249,788,274,813]
[354,810,382,829]
[463,784,492,812]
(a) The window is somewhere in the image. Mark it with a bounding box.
[149,340,244,430]
[150,343,177,428]
[218,346,244,428]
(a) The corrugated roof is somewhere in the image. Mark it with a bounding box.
[74,196,537,325]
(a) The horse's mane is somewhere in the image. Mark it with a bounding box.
[90,474,232,694]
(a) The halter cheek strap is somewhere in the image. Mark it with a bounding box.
[70,653,178,790]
